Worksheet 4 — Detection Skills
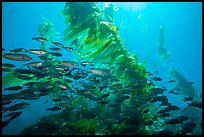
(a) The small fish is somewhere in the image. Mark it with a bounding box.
[167,80,175,83]
[14,74,33,80]
[81,61,89,67]
[101,92,110,98]
[158,112,170,117]
[3,53,32,61]
[46,106,61,111]
[5,86,23,91]
[163,105,180,112]
[45,100,48,103]
[184,97,193,101]
[58,95,71,101]
[158,106,180,113]
[3,103,29,112]
[6,111,23,120]
[2,48,5,51]
[10,48,27,53]
[14,68,35,75]
[53,98,61,102]
[28,49,47,55]
[166,116,188,125]
[186,82,194,85]
[23,82,36,86]
[32,37,48,42]
[2,63,15,68]
[114,95,130,103]
[54,81,69,90]
[60,60,78,67]
[187,102,202,108]
[74,72,88,78]
[24,61,43,67]
[3,93,24,101]
[49,52,62,57]
[159,102,171,107]
[54,65,68,71]
[57,103,72,108]
[2,100,13,106]
[150,95,168,103]
[51,41,64,48]
[63,46,75,52]
[169,90,175,94]
[49,47,61,52]
[152,77,163,81]
[87,68,110,76]
[144,120,154,126]
[149,88,165,95]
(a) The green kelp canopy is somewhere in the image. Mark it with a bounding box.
[61,2,154,134]
[62,2,151,96]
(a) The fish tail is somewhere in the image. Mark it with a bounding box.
[32,37,35,40]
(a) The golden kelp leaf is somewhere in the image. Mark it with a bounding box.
[92,50,123,63]
[64,27,89,43]
[84,28,96,44]
[102,41,118,56]
[80,36,107,56]
[85,37,114,61]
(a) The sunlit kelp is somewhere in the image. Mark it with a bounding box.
[63,2,151,96]
[61,2,154,134]
[3,3,201,135]
[20,2,156,135]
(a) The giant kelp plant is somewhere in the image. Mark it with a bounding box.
[3,2,201,135]
[20,2,159,135]
[60,2,156,134]
[62,2,151,96]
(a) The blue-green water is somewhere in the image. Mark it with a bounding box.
[2,2,202,135]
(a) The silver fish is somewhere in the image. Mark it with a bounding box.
[3,53,32,61]
[60,60,78,67]
[28,49,47,55]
